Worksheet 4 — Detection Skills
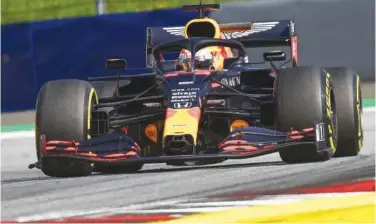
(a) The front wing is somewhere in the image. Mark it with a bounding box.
[29,123,329,169]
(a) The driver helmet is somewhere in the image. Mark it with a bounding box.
[177,47,230,71]
[177,49,192,71]
[177,46,234,71]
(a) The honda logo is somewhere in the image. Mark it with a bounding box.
[173,102,192,108]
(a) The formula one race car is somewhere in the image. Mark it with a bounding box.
[29,3,363,177]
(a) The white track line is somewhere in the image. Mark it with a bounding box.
[15,200,184,222]
[108,207,243,214]
[363,107,376,112]
[14,192,370,222]
[0,130,35,140]
[174,192,368,207]
[174,199,303,207]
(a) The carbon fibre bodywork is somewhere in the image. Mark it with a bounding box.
[30,37,331,174]
[33,124,329,171]
[29,4,339,176]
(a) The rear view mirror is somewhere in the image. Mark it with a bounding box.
[105,59,127,70]
[263,51,286,61]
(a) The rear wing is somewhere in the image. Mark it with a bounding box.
[145,20,298,67]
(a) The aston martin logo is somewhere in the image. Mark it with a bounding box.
[162,21,280,39]
[163,26,185,36]
[222,21,280,39]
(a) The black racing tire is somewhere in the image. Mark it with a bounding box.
[35,79,98,177]
[41,157,94,178]
[95,163,144,174]
[325,67,363,157]
[275,66,338,163]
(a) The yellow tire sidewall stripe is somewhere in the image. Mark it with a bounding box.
[87,88,99,140]
[326,72,336,152]
[356,75,362,150]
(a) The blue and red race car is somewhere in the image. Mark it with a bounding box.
[29,3,363,177]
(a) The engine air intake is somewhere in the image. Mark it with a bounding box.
[184,18,221,39]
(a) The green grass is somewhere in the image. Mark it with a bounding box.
[1,0,237,25]
[106,0,233,14]
[1,0,95,24]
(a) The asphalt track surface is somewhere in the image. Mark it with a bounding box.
[1,110,375,221]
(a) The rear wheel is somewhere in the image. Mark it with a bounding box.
[36,79,98,177]
[326,67,363,157]
[275,67,338,163]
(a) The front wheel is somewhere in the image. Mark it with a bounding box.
[36,79,98,177]
[275,67,338,163]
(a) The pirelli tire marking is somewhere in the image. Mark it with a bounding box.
[325,72,336,153]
